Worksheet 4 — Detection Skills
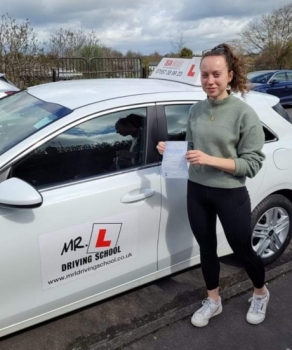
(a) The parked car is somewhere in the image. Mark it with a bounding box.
[0,58,292,337]
[0,73,19,99]
[248,69,292,106]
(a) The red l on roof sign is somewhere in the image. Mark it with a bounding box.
[187,64,196,77]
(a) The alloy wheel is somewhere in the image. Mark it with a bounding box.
[252,206,290,259]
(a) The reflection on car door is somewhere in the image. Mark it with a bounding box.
[0,106,161,334]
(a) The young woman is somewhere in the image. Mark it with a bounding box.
[157,43,269,327]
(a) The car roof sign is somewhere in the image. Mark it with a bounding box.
[149,57,202,86]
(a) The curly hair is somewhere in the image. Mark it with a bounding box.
[201,43,249,96]
[115,114,144,129]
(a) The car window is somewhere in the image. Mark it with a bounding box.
[263,125,277,142]
[0,91,72,156]
[11,108,147,187]
[286,72,292,80]
[165,104,192,141]
[272,72,286,82]
[272,102,291,123]
[164,104,278,145]
[247,72,274,84]
[164,104,277,143]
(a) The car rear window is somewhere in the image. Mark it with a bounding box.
[272,103,291,123]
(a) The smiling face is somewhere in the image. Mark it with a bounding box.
[200,55,234,100]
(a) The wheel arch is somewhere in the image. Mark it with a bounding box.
[253,187,292,211]
[272,189,292,205]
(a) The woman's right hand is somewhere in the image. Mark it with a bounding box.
[156,141,166,155]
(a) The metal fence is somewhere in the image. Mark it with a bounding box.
[1,60,57,88]
[1,57,150,88]
[55,57,145,81]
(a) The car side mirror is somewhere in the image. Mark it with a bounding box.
[269,79,278,85]
[0,177,43,209]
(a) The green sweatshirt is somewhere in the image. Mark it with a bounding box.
[186,94,265,188]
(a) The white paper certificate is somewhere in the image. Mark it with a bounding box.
[161,141,188,179]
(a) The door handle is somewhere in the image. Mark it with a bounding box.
[121,188,156,203]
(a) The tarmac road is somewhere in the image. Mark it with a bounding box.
[122,271,292,350]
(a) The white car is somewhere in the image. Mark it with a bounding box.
[0,58,291,337]
[0,73,19,99]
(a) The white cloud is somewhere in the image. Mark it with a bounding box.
[1,0,292,54]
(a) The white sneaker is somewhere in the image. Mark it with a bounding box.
[246,289,270,325]
[191,297,222,327]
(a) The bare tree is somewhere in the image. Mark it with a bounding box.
[170,31,186,54]
[47,28,91,58]
[46,28,125,59]
[0,13,41,86]
[236,3,292,69]
[0,13,39,56]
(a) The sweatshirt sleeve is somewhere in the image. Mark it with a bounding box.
[186,108,194,151]
[233,111,265,178]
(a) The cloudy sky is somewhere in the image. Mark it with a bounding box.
[2,0,292,55]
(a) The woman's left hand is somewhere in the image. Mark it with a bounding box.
[186,150,212,165]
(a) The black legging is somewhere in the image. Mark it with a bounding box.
[187,180,265,290]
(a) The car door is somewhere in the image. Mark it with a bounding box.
[0,105,161,334]
[266,72,288,102]
[156,102,267,272]
[156,103,197,271]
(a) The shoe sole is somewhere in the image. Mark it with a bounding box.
[191,305,223,327]
[246,316,266,325]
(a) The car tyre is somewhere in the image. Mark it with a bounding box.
[251,194,292,266]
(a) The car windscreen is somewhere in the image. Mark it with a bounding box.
[0,91,72,156]
[247,72,274,84]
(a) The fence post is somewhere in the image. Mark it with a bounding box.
[142,66,147,78]
[52,69,57,82]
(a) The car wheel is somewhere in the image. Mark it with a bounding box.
[251,194,292,265]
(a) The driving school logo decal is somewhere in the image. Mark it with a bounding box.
[39,212,137,290]
[61,223,122,255]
